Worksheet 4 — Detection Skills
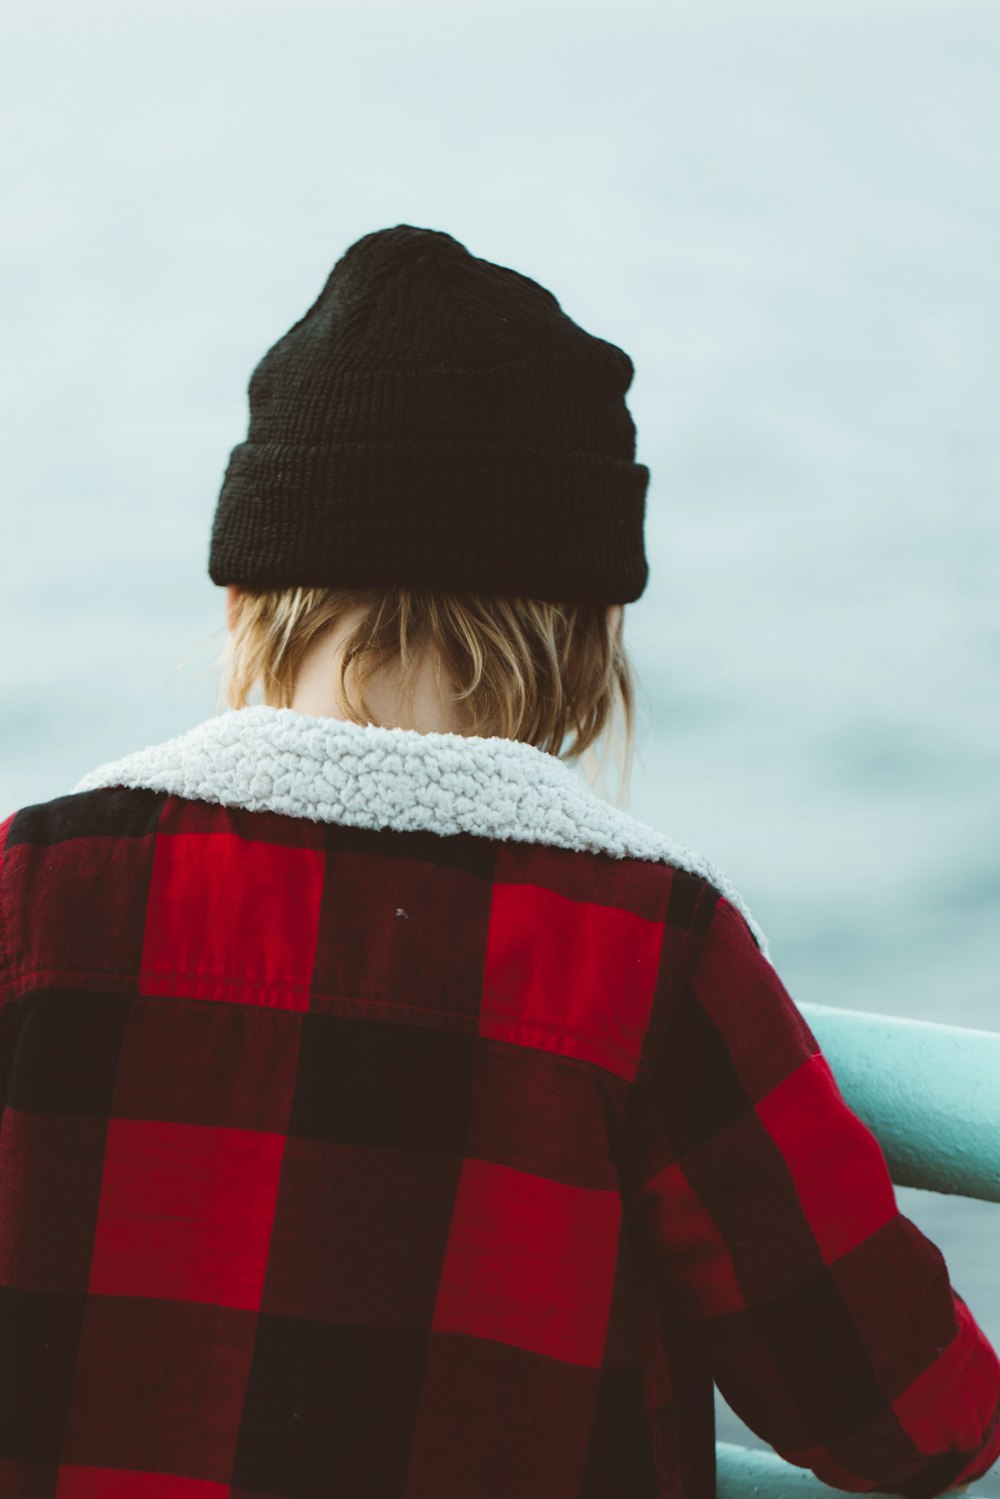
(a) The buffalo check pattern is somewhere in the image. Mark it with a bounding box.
[0,709,996,1499]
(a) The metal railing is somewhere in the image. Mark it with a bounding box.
[716,1002,1000,1499]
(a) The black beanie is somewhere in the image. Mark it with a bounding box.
[208,224,650,607]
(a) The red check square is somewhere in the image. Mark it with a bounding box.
[432,1157,621,1367]
[55,1466,229,1496]
[141,832,324,1007]
[88,1118,284,1308]
[755,1054,897,1264]
[481,882,661,1080]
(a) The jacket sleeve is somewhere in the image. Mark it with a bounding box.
[622,893,1000,1498]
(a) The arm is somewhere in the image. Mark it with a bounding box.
[622,895,1000,1498]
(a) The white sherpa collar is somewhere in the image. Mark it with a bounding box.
[72,706,771,962]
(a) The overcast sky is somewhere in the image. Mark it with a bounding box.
[3,0,998,955]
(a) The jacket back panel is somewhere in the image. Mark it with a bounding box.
[0,785,717,1499]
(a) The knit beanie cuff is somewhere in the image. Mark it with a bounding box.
[209,440,650,606]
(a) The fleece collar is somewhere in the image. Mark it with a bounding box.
[72,706,770,962]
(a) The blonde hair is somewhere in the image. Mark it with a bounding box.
[219,585,640,807]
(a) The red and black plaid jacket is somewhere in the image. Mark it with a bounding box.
[1,707,998,1499]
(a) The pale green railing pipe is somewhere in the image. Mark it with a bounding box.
[716,1003,1000,1499]
[798,1002,1000,1204]
[716,1441,984,1499]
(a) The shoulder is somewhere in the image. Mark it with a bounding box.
[0,787,170,937]
[1,785,168,856]
[0,786,169,945]
[0,787,172,999]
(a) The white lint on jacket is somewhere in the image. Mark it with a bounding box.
[72,706,772,964]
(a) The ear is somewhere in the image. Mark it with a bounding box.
[225,583,242,633]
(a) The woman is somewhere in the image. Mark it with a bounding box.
[0,224,995,1498]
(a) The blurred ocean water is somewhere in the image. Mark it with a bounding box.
[1,0,997,1483]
